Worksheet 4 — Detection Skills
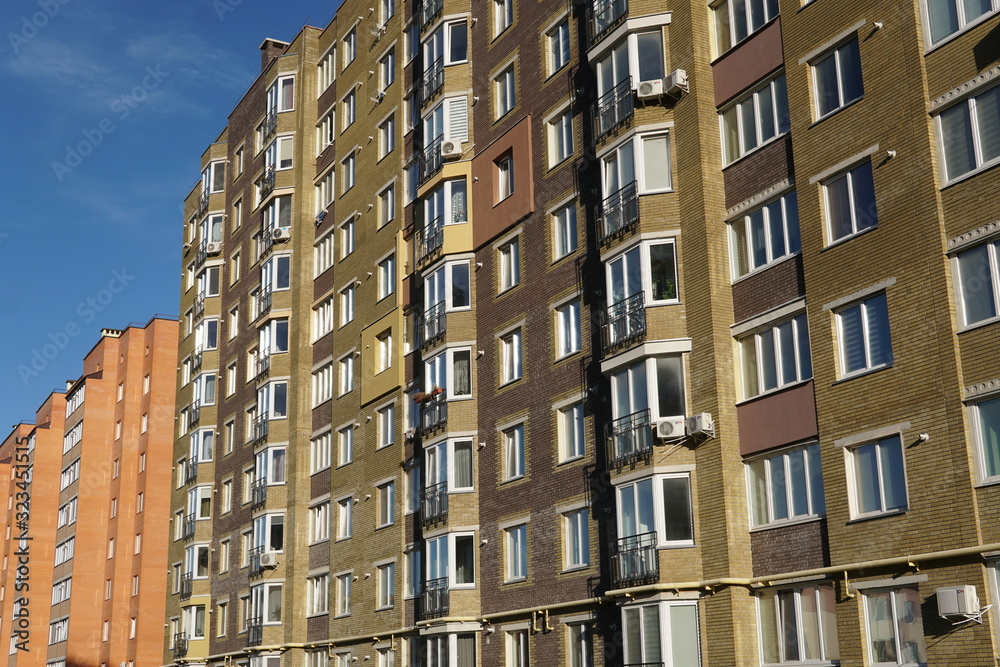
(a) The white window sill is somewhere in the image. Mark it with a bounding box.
[731,252,800,285]
[833,363,892,385]
[561,564,590,574]
[501,474,525,485]
[306,611,330,619]
[658,542,695,550]
[749,514,824,533]
[375,605,394,612]
[557,454,586,467]
[735,377,813,407]
[503,576,528,585]
[498,377,523,389]
[555,349,582,363]
[723,131,789,170]
[941,155,1000,190]
[958,315,1000,334]
[821,223,877,252]
[809,95,864,129]
[846,508,907,524]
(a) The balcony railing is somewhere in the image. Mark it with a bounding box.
[251,478,268,511]
[421,577,449,618]
[188,400,201,429]
[593,77,634,141]
[255,287,273,321]
[247,616,264,647]
[255,352,271,381]
[253,412,270,445]
[195,240,207,269]
[420,397,448,435]
[598,180,640,244]
[420,57,444,105]
[418,136,444,186]
[611,531,659,587]
[258,166,275,198]
[263,109,277,141]
[182,512,196,541]
[416,216,444,265]
[605,408,653,469]
[420,0,442,28]
[184,457,199,485]
[586,0,628,44]
[601,292,646,353]
[419,301,446,347]
[173,632,189,657]
[192,344,203,372]
[179,572,193,601]
[193,291,206,320]
[249,545,265,578]
[196,189,209,216]
[420,481,449,525]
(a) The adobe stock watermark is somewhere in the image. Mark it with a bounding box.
[16,267,135,385]
[6,0,72,55]
[213,0,245,21]
[51,65,169,182]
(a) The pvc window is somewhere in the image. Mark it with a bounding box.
[836,292,892,377]
[616,473,694,548]
[823,161,877,244]
[739,312,812,399]
[746,443,825,528]
[757,584,839,664]
[712,0,778,54]
[721,74,789,164]
[425,439,474,492]
[338,425,354,466]
[926,0,1000,44]
[938,82,1000,182]
[972,394,1000,483]
[862,587,926,665]
[729,191,801,279]
[954,238,1000,326]
[621,601,700,665]
[426,533,476,588]
[266,75,294,113]
[846,434,908,518]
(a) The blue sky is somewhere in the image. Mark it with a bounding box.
[0,0,335,430]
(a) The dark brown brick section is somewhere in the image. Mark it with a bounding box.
[732,254,805,323]
[722,134,794,210]
[712,18,783,108]
[467,0,614,632]
[750,519,829,579]
[737,380,818,456]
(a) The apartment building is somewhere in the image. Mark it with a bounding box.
[165,0,1000,664]
[0,318,178,667]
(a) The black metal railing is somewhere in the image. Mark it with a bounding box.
[253,412,269,444]
[420,57,444,104]
[586,0,628,44]
[182,512,196,540]
[601,292,646,353]
[421,577,449,618]
[420,481,449,525]
[593,77,634,141]
[191,344,203,371]
[419,302,446,346]
[420,397,448,435]
[249,545,265,578]
[188,400,201,429]
[195,239,208,268]
[184,457,199,485]
[173,632,189,657]
[416,216,444,265]
[196,189,209,215]
[251,478,268,511]
[180,573,193,601]
[598,180,640,244]
[247,617,264,647]
[193,291,206,320]
[255,287,273,321]
[263,109,277,141]
[605,408,653,469]
[611,531,659,587]
[255,352,271,381]
[420,0,442,28]
[258,166,275,198]
[418,136,444,186]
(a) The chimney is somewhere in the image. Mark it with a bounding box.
[260,38,290,71]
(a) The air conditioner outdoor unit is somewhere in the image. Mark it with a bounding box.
[441,140,463,159]
[637,78,665,100]
[205,242,222,255]
[259,552,279,568]
[272,227,291,241]
[938,586,979,616]
[654,416,686,439]
[686,412,715,436]
[664,69,689,96]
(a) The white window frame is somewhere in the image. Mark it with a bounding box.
[745,443,825,529]
[720,74,789,165]
[812,38,864,120]
[615,473,695,548]
[835,292,892,377]
[738,312,812,400]
[845,434,909,519]
[729,191,801,280]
